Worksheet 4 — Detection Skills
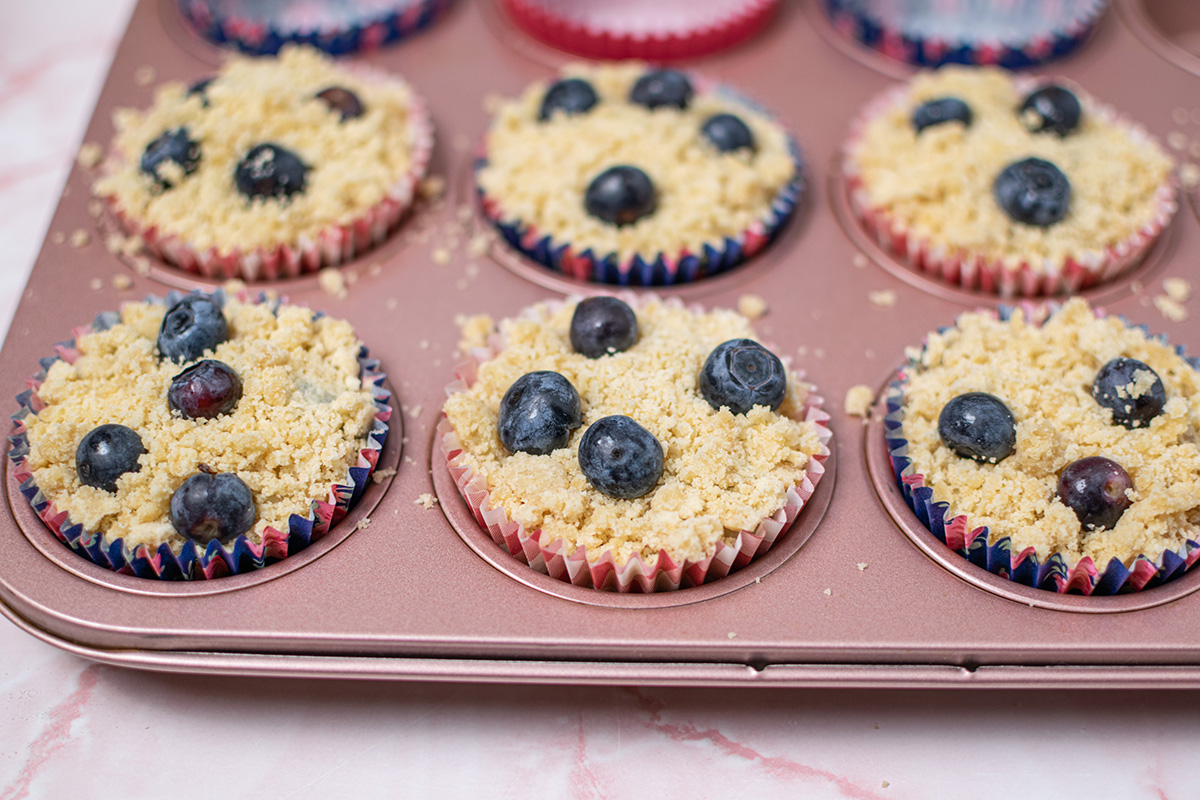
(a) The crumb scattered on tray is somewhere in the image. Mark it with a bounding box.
[318,267,347,299]
[222,278,246,295]
[355,516,371,531]
[1164,277,1192,303]
[87,200,103,218]
[468,232,490,257]
[823,588,832,596]
[76,142,103,169]
[415,493,438,509]
[1180,163,1200,191]
[419,175,446,202]
[1168,131,1189,151]
[112,274,133,291]
[1154,294,1188,322]
[856,562,868,572]
[69,229,90,248]
[882,781,890,789]
[130,257,150,276]
[737,293,768,320]
[51,231,65,245]
[418,339,430,350]
[814,347,826,359]
[134,65,156,86]
[868,289,897,307]
[432,247,451,266]
[407,404,423,419]
[853,253,868,269]
[372,467,397,485]
[88,278,102,291]
[844,384,875,418]
[727,632,737,639]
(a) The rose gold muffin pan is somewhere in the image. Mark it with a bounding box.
[3,0,1200,688]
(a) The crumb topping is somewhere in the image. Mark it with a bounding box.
[96,46,418,255]
[477,63,796,263]
[850,67,1173,272]
[900,298,1200,566]
[25,299,378,552]
[443,299,823,566]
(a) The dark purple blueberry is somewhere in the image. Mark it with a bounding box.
[140,128,200,189]
[1092,357,1167,429]
[937,392,1016,464]
[497,371,582,455]
[1057,456,1133,531]
[993,158,1071,227]
[235,143,308,200]
[75,424,146,493]
[630,69,693,110]
[911,97,972,133]
[187,76,215,106]
[699,339,787,415]
[570,297,638,358]
[584,166,657,227]
[169,470,256,545]
[157,294,229,363]
[1020,85,1082,136]
[316,86,365,121]
[168,360,242,420]
[578,415,664,499]
[538,78,598,121]
[701,113,755,153]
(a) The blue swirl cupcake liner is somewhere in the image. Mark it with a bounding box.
[885,303,1200,595]
[8,289,391,581]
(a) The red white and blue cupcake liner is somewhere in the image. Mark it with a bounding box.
[176,0,454,55]
[478,87,804,287]
[101,70,434,283]
[439,294,832,592]
[499,0,778,61]
[823,0,1108,69]
[843,75,1179,297]
[884,304,1200,595]
[7,290,392,581]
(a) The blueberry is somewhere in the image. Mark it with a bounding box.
[699,339,787,415]
[570,297,638,358]
[76,424,146,493]
[578,415,664,499]
[316,86,365,121]
[937,392,1016,464]
[538,78,598,121]
[701,113,755,153]
[140,128,201,189]
[497,371,582,455]
[993,158,1071,227]
[911,97,972,133]
[169,470,256,545]
[630,69,693,110]
[235,143,308,201]
[1057,456,1133,531]
[584,166,657,227]
[157,293,229,363]
[1020,85,1082,136]
[168,360,242,420]
[187,77,215,106]
[1092,357,1167,429]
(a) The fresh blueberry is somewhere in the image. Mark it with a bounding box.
[1020,85,1082,136]
[169,469,256,545]
[937,392,1016,464]
[168,360,242,420]
[497,371,582,455]
[584,165,657,227]
[316,86,365,121]
[699,339,787,415]
[1092,357,1167,429]
[538,78,598,121]
[993,157,1071,227]
[911,97,972,133]
[76,424,146,493]
[140,128,201,189]
[701,113,755,153]
[235,143,308,200]
[570,297,638,358]
[578,415,664,499]
[187,77,215,106]
[630,69,693,110]
[1057,456,1133,531]
[157,294,229,363]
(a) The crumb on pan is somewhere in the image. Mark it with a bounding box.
[844,384,875,418]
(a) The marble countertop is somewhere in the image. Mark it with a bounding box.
[1,3,1199,798]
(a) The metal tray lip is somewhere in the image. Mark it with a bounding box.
[863,373,1200,614]
[1116,0,1200,79]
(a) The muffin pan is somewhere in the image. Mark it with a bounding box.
[3,0,1200,687]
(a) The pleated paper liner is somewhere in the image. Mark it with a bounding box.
[439,294,832,593]
[885,303,1200,595]
[176,0,455,55]
[842,74,1178,298]
[8,290,392,581]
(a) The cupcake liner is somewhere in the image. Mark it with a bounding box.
[7,290,392,581]
[100,76,435,283]
[843,77,1179,298]
[884,304,1200,595]
[439,294,832,593]
[499,0,777,60]
[176,0,455,55]
[823,0,1108,69]
[478,84,804,287]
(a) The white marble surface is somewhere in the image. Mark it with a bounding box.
[2,3,1200,799]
